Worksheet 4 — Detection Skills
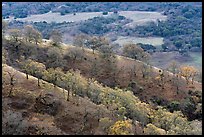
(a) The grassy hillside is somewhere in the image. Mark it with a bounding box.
[40,39,202,103]
[2,25,202,135]
[5,11,167,26]
[2,64,116,135]
[113,36,164,47]
[2,63,201,135]
[150,51,202,72]
[2,35,202,119]
[2,2,202,135]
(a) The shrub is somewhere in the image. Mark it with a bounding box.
[144,124,166,135]
[34,92,63,116]
[99,117,113,134]
[108,120,133,135]
[167,101,180,112]
[102,12,108,15]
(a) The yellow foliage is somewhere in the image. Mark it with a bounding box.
[109,120,133,135]
[155,76,161,80]
[144,124,166,135]
[180,65,197,84]
[180,66,197,77]
[150,107,195,135]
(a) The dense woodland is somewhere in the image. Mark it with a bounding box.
[2,2,201,18]
[2,16,202,135]
[3,2,202,54]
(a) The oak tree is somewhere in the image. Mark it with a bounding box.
[49,30,62,46]
[9,29,21,42]
[122,43,150,62]
[180,65,197,85]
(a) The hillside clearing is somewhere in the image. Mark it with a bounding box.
[113,36,164,47]
[119,11,167,27]
[150,51,202,71]
[5,11,167,26]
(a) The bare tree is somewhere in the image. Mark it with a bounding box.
[23,25,34,42]
[90,56,100,77]
[155,69,167,90]
[168,60,179,75]
[85,36,109,54]
[5,70,17,97]
[141,64,151,80]
[98,44,118,87]
[2,20,8,37]
[32,29,42,45]
[73,34,89,52]
[23,25,42,44]
[66,47,85,64]
[129,64,138,82]
[49,30,62,46]
[46,47,65,69]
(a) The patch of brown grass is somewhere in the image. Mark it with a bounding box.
[2,65,114,135]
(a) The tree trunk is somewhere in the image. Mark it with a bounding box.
[76,96,79,106]
[38,78,40,87]
[186,78,189,85]
[26,73,28,79]
[73,56,77,64]
[143,74,145,78]
[192,77,194,85]
[82,47,85,53]
[72,89,74,96]
[67,90,70,101]
[176,85,179,94]
[9,85,13,97]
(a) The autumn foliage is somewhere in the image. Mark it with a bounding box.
[180,65,197,84]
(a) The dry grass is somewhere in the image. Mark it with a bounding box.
[54,41,202,103]
[5,11,167,25]
[150,51,202,71]
[5,11,104,23]
[114,36,164,46]
[2,64,113,135]
[119,11,167,27]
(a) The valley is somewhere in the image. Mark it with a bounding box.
[4,8,201,71]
